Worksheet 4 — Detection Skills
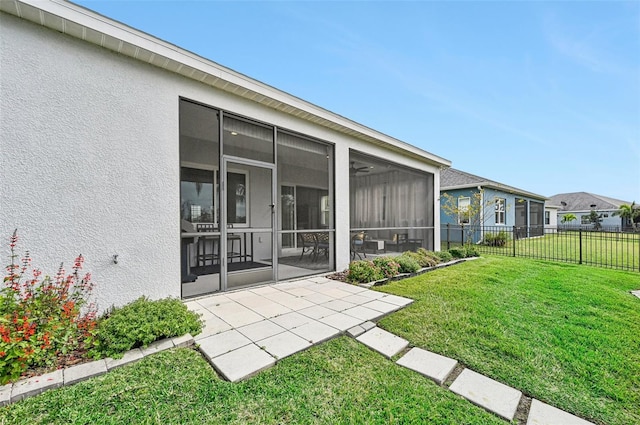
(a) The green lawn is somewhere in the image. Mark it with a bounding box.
[3,256,638,424]
[377,256,640,425]
[477,230,640,271]
[1,339,505,425]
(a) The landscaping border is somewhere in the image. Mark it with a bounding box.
[353,258,475,288]
[0,333,195,406]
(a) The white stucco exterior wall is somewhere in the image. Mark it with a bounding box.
[1,10,443,309]
[1,14,184,310]
[545,206,559,232]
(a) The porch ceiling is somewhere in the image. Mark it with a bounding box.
[2,0,451,169]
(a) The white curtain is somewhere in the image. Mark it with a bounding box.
[351,170,430,228]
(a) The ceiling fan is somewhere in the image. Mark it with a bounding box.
[350,161,370,176]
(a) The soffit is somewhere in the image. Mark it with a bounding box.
[2,0,451,169]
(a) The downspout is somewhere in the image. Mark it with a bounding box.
[478,186,483,244]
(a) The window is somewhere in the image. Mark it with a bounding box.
[545,211,550,225]
[495,198,506,225]
[226,171,247,225]
[321,195,330,227]
[458,197,471,224]
[181,167,215,223]
[581,215,590,225]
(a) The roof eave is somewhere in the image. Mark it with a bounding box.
[1,0,451,168]
[440,183,547,201]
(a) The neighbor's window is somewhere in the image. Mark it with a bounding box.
[545,211,550,225]
[581,215,590,225]
[458,197,471,224]
[495,198,506,225]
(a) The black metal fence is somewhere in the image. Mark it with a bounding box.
[441,224,640,272]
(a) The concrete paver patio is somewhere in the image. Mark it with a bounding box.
[184,275,596,424]
[185,276,412,382]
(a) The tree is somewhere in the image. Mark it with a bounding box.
[441,190,502,246]
[561,213,577,224]
[613,201,640,232]
[587,210,602,230]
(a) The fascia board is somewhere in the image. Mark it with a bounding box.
[441,183,547,201]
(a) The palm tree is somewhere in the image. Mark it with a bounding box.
[561,213,577,224]
[613,202,640,232]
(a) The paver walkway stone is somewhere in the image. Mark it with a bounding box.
[189,277,414,382]
[356,327,409,358]
[291,321,340,344]
[396,347,458,384]
[259,332,311,359]
[237,320,286,342]
[211,344,276,382]
[319,312,363,331]
[342,305,382,321]
[527,399,595,425]
[449,368,522,421]
[198,329,252,360]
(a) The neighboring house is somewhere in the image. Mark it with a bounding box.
[0,0,450,309]
[544,204,560,233]
[440,168,547,243]
[548,192,632,230]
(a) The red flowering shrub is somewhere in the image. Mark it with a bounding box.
[0,230,97,384]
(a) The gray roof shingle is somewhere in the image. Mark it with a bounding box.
[548,192,631,212]
[440,168,546,200]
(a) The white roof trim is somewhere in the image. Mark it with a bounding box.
[440,183,547,201]
[2,0,450,168]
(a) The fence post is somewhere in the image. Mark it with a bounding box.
[512,226,516,257]
[579,229,583,264]
[446,223,450,250]
[461,224,465,246]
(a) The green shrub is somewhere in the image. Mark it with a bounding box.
[417,248,441,266]
[449,246,467,259]
[372,257,400,278]
[394,255,421,274]
[346,260,384,283]
[483,231,509,247]
[402,251,436,268]
[434,250,453,262]
[465,246,480,257]
[92,297,203,358]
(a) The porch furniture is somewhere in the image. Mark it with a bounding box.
[299,232,317,260]
[351,231,367,260]
[364,239,385,254]
[195,224,250,266]
[315,232,330,261]
[196,223,217,266]
[384,233,408,252]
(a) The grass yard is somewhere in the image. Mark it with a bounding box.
[377,256,640,425]
[478,230,640,271]
[1,339,505,425]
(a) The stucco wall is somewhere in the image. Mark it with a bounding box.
[1,13,186,310]
[440,187,547,243]
[545,207,558,232]
[558,211,623,229]
[1,12,441,308]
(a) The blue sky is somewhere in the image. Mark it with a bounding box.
[76,0,640,203]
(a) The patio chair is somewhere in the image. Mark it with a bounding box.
[314,232,330,262]
[385,233,408,252]
[351,231,367,260]
[196,223,218,266]
[299,232,318,261]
